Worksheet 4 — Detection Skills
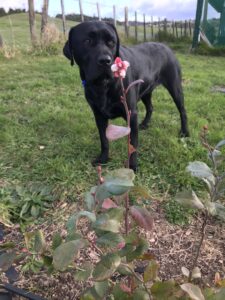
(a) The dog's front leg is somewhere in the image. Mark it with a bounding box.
[92,110,109,166]
[129,111,138,172]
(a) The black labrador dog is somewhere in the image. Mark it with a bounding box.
[63,21,189,171]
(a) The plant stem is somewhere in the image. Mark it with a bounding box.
[119,77,131,236]
[120,77,131,168]
[188,212,208,281]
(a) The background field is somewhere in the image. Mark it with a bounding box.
[1,44,225,202]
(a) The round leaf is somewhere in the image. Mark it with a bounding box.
[130,206,154,231]
[53,239,86,271]
[93,253,121,281]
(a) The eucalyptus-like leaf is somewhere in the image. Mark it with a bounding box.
[96,232,124,248]
[180,283,205,300]
[132,289,150,300]
[130,206,154,231]
[151,280,177,298]
[74,262,93,281]
[143,260,159,282]
[106,124,130,141]
[52,233,62,250]
[92,253,121,281]
[175,190,205,211]
[95,168,134,202]
[192,267,202,279]
[102,198,118,209]
[34,230,46,254]
[84,186,97,211]
[67,211,96,233]
[186,161,215,185]
[215,139,225,149]
[92,208,124,233]
[53,239,87,271]
[0,251,16,271]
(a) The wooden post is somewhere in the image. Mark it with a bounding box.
[135,11,138,42]
[97,3,101,21]
[143,14,146,42]
[60,0,66,37]
[184,20,187,36]
[151,16,154,39]
[41,0,49,35]
[175,21,178,38]
[79,0,84,22]
[180,22,183,36]
[28,0,37,46]
[125,6,129,38]
[0,34,3,48]
[158,17,160,32]
[164,18,167,32]
[113,5,116,27]
[172,21,175,36]
[189,20,192,36]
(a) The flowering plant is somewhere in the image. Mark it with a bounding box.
[111,57,130,78]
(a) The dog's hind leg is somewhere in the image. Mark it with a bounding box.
[163,73,189,137]
[139,92,153,130]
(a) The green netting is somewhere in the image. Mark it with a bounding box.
[209,0,224,13]
[196,0,225,46]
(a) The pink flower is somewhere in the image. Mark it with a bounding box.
[111,57,130,78]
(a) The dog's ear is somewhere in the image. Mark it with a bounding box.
[63,28,75,66]
[107,23,120,57]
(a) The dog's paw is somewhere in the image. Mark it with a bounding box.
[92,155,109,166]
[139,123,149,130]
[179,129,190,138]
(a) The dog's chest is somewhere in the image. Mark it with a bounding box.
[86,86,126,119]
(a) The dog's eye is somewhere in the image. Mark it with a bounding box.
[84,39,92,46]
[107,40,115,48]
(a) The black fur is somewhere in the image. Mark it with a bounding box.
[63,21,189,171]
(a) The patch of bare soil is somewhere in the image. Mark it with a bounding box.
[1,199,225,299]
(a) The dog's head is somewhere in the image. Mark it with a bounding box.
[63,21,120,84]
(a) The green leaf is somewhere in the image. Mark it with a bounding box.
[144,260,159,282]
[42,255,53,267]
[215,140,225,149]
[205,202,225,221]
[74,262,93,281]
[180,283,205,300]
[34,230,46,254]
[130,206,154,231]
[151,280,177,299]
[52,233,62,250]
[112,284,132,300]
[67,211,96,233]
[186,161,215,186]
[117,263,134,275]
[53,239,87,271]
[0,251,16,271]
[94,281,109,298]
[126,238,149,262]
[132,289,150,300]
[175,190,205,211]
[211,288,225,300]
[20,202,30,217]
[84,186,97,211]
[96,232,125,248]
[92,208,124,233]
[31,205,40,218]
[92,253,121,281]
[95,168,135,202]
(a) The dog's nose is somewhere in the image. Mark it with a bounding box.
[98,55,112,66]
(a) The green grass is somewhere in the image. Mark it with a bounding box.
[1,14,225,220]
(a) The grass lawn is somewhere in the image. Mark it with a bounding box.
[0,50,225,204]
